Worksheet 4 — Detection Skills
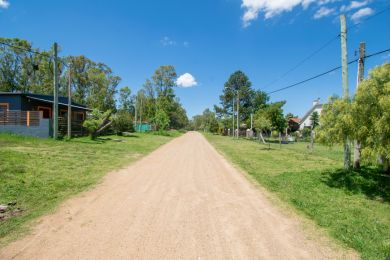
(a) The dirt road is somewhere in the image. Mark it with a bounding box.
[1,132,350,259]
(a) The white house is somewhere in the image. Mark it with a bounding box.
[299,98,323,130]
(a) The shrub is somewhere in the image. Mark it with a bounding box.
[112,110,134,135]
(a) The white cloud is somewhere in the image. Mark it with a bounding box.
[240,0,374,26]
[314,6,336,19]
[176,73,197,88]
[351,7,373,23]
[160,36,176,47]
[240,0,344,27]
[340,0,369,12]
[0,0,10,9]
[241,0,307,27]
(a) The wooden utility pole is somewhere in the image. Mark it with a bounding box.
[67,64,72,139]
[340,14,351,170]
[236,91,239,139]
[53,42,59,139]
[232,96,234,137]
[353,42,365,169]
[139,97,143,132]
[134,97,137,131]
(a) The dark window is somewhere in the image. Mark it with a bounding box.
[38,106,51,119]
[74,112,84,121]
[0,103,9,111]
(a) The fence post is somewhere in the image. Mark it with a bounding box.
[27,111,30,127]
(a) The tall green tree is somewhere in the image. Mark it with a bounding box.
[118,86,133,112]
[266,101,287,133]
[351,62,390,172]
[220,70,253,124]
[310,111,320,129]
[152,65,177,98]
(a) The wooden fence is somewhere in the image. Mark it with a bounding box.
[58,117,86,137]
[0,110,41,127]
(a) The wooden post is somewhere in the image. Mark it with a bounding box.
[134,96,137,131]
[232,95,234,137]
[53,42,59,139]
[353,42,365,169]
[236,91,239,139]
[27,111,30,127]
[67,64,72,139]
[340,14,351,170]
[139,97,143,132]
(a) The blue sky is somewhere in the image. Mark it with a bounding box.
[1,0,389,118]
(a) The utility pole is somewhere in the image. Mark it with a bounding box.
[134,97,137,131]
[250,113,253,129]
[139,97,143,132]
[232,95,234,137]
[53,42,59,139]
[67,63,72,139]
[236,91,239,139]
[353,42,365,169]
[340,14,351,170]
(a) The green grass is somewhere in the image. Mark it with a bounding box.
[0,131,180,246]
[205,134,390,260]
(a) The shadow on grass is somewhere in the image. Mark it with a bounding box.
[122,134,139,138]
[321,167,390,202]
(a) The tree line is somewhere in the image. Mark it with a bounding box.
[190,70,288,138]
[0,37,188,133]
[193,63,390,174]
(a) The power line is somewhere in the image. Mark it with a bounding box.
[264,35,340,88]
[266,48,390,95]
[264,5,390,89]
[348,5,390,31]
[0,40,51,58]
[0,40,69,68]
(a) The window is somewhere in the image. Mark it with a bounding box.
[59,109,68,118]
[0,103,9,111]
[74,111,84,121]
[37,106,51,119]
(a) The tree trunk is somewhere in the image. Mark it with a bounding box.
[379,154,389,174]
[353,140,361,169]
[310,127,314,151]
[279,132,281,148]
[344,138,351,170]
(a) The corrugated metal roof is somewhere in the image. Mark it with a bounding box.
[0,92,91,110]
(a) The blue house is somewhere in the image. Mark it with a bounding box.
[0,92,90,138]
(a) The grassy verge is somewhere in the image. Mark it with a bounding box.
[0,131,181,245]
[205,134,390,259]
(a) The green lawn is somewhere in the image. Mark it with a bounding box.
[0,131,180,246]
[205,134,390,260]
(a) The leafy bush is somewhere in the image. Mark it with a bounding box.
[112,110,134,135]
[83,109,112,139]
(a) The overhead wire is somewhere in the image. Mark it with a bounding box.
[263,4,390,90]
[266,48,390,95]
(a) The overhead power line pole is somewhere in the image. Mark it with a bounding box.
[53,42,59,139]
[139,97,143,132]
[67,63,72,139]
[232,95,234,137]
[340,14,351,170]
[353,42,366,169]
[134,97,137,131]
[236,91,239,139]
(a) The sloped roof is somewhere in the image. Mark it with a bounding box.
[299,103,323,125]
[289,117,300,123]
[0,92,91,110]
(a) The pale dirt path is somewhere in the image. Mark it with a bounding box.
[1,132,352,259]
